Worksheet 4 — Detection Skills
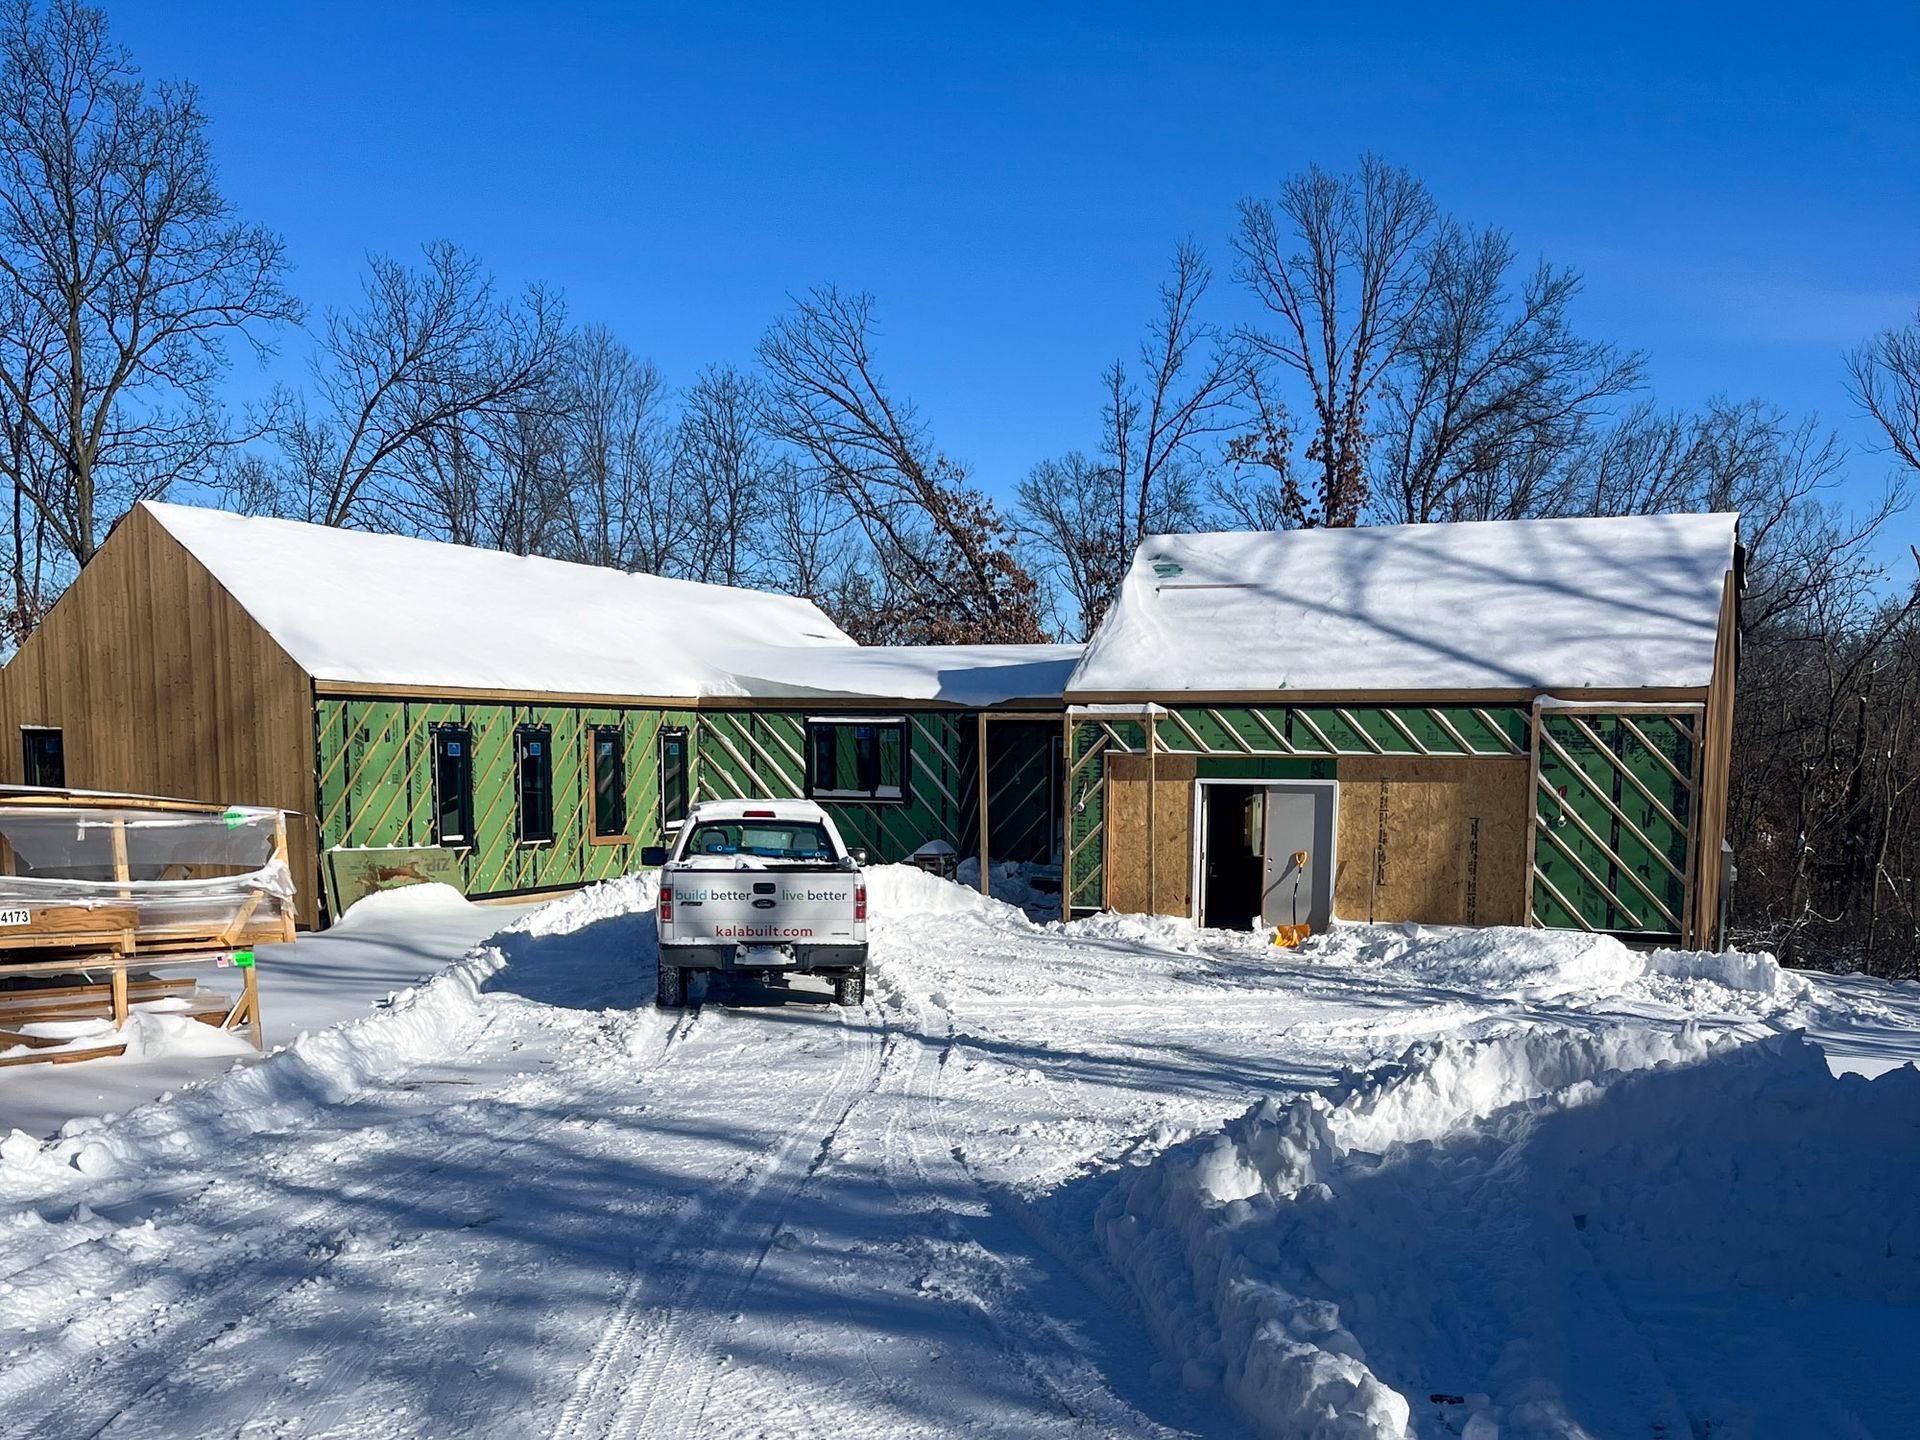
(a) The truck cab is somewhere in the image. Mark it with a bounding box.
[642,799,869,1007]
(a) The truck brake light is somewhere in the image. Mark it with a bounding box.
[659,885,673,922]
[743,809,775,818]
[854,883,866,921]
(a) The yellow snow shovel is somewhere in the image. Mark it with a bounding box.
[1272,850,1312,948]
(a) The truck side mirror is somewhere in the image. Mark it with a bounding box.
[640,846,670,867]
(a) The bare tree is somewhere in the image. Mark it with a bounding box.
[674,364,773,586]
[1848,305,1920,474]
[390,396,574,556]
[1014,453,1122,640]
[270,242,565,529]
[0,0,298,577]
[1372,224,1641,523]
[758,453,859,608]
[1016,245,1250,635]
[759,286,1044,644]
[1211,367,1307,531]
[1108,244,1251,546]
[557,325,679,573]
[1557,398,1897,632]
[1233,156,1437,526]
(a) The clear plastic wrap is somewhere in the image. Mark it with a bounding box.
[0,801,294,945]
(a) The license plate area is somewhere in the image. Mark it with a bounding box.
[736,943,794,968]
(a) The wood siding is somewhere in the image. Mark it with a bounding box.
[0,507,319,924]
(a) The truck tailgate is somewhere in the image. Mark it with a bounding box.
[668,872,860,944]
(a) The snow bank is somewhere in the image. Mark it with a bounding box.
[1313,922,1812,1014]
[324,879,477,933]
[1099,1026,1920,1439]
[866,863,1024,925]
[0,874,656,1201]
[953,858,1063,919]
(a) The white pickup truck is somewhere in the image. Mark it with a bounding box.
[641,799,869,1008]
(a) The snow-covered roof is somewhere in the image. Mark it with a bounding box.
[1067,513,1738,698]
[138,503,1080,706]
[141,502,855,698]
[716,643,1083,706]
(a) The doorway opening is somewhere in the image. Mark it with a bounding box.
[1199,783,1266,929]
[1196,780,1337,932]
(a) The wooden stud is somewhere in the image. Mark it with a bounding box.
[1524,701,1544,926]
[111,816,130,899]
[975,711,991,897]
[1145,713,1158,916]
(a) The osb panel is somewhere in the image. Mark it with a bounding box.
[1334,757,1529,926]
[1104,753,1197,917]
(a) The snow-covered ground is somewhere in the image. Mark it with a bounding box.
[0,885,542,1139]
[1,867,1915,1439]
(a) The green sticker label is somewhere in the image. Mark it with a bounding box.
[223,808,248,830]
[232,949,255,968]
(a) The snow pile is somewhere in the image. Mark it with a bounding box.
[954,858,1063,919]
[324,879,477,932]
[1312,922,1812,1014]
[3,1007,256,1067]
[866,863,1024,925]
[0,874,656,1199]
[1060,907,1262,955]
[1098,1026,1920,1439]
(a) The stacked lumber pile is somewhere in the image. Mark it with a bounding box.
[0,789,297,1065]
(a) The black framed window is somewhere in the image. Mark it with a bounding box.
[432,725,474,846]
[21,728,63,788]
[660,726,689,827]
[591,725,627,838]
[516,724,554,844]
[805,716,907,803]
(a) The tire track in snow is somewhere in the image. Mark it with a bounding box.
[186,1001,704,1440]
[546,999,887,1440]
[7,1000,695,1440]
[874,993,1190,1439]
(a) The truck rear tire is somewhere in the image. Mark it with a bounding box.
[833,971,866,1007]
[656,962,686,1008]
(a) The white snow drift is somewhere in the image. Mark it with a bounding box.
[1101,1024,1920,1440]
[0,865,1915,1440]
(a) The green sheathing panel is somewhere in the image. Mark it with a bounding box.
[986,721,1058,865]
[314,697,698,909]
[317,699,1057,904]
[1531,709,1698,939]
[694,710,978,863]
[1066,703,1528,914]
[1067,715,1146,913]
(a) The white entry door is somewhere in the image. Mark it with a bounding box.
[1260,783,1336,931]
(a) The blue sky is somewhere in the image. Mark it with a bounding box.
[115,1,1919,544]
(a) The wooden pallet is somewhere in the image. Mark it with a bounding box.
[0,1041,128,1067]
[0,949,264,1064]
[0,795,293,1064]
